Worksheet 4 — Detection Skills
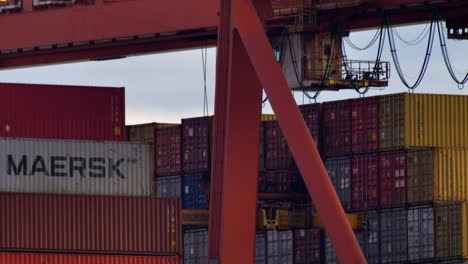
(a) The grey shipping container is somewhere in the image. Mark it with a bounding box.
[267,230,293,264]
[155,175,181,197]
[324,157,351,211]
[184,229,208,264]
[255,232,266,264]
[0,137,151,196]
[380,208,408,263]
[325,232,365,264]
[408,206,434,261]
[326,212,378,264]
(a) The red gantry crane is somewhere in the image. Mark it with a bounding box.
[1,0,468,263]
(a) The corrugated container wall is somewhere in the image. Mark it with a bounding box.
[408,148,468,204]
[182,173,209,210]
[255,232,267,264]
[155,175,181,197]
[351,97,379,154]
[351,153,379,211]
[293,228,322,264]
[0,252,180,264]
[182,117,213,173]
[0,83,125,141]
[266,230,293,264]
[0,193,181,254]
[258,171,305,193]
[434,203,467,259]
[325,232,370,264]
[379,93,468,150]
[183,229,208,264]
[264,120,295,170]
[380,151,406,207]
[298,103,322,150]
[380,208,408,263]
[0,137,151,196]
[156,125,182,176]
[126,123,181,177]
[323,100,351,157]
[324,157,351,211]
[408,206,434,261]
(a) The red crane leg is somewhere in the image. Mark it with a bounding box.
[230,0,367,263]
[217,31,263,264]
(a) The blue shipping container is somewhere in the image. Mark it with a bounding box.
[182,173,209,210]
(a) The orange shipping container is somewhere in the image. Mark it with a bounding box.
[0,252,180,264]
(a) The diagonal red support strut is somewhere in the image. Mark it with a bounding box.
[227,0,366,263]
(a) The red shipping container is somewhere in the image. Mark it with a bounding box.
[293,228,322,264]
[299,103,322,150]
[156,125,182,176]
[380,151,407,207]
[351,153,379,211]
[323,100,351,157]
[182,116,213,173]
[264,120,295,170]
[351,97,379,154]
[0,83,125,141]
[0,252,180,264]
[0,193,181,255]
[127,123,181,177]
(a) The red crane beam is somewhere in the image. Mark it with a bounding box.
[0,0,466,69]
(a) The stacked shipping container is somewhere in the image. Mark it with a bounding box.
[0,83,181,264]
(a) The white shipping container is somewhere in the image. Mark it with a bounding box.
[0,137,151,196]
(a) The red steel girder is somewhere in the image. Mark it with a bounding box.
[0,0,218,51]
[212,0,366,263]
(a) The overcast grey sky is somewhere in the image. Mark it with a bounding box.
[0,23,466,125]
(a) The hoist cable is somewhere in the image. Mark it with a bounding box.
[344,28,381,51]
[201,42,209,116]
[394,23,430,46]
[386,12,435,90]
[435,11,468,86]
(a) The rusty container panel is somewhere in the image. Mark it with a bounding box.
[298,103,322,151]
[407,148,468,204]
[380,151,406,208]
[434,203,466,259]
[258,171,305,194]
[351,153,379,211]
[155,125,182,176]
[127,123,181,177]
[351,97,379,154]
[324,157,351,211]
[379,93,468,150]
[0,193,181,254]
[0,137,151,196]
[380,208,408,263]
[182,117,213,174]
[292,228,322,264]
[408,206,434,261]
[264,120,295,170]
[0,83,125,141]
[323,100,351,157]
[0,252,180,264]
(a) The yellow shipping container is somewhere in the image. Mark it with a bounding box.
[407,148,468,204]
[261,114,276,121]
[379,93,468,150]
